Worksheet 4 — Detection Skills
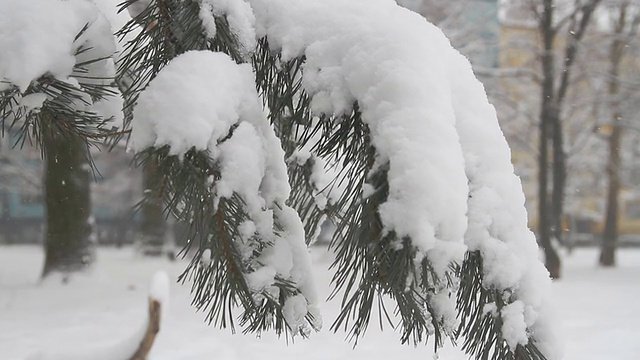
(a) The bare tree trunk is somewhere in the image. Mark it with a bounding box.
[600,3,631,267]
[138,157,168,256]
[551,113,566,246]
[42,120,95,277]
[538,0,561,279]
[536,0,602,278]
[601,118,621,266]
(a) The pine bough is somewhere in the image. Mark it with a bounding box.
[0,0,559,359]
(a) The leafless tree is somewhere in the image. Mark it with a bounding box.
[599,0,640,266]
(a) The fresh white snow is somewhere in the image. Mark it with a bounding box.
[0,246,638,360]
[0,0,104,91]
[0,0,122,125]
[198,0,257,58]
[131,51,256,156]
[249,0,470,260]
[149,270,171,317]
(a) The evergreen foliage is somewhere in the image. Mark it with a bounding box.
[0,1,555,359]
[457,252,547,360]
[0,36,117,152]
[118,0,320,337]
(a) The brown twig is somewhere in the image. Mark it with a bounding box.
[128,298,162,360]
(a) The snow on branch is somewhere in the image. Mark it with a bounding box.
[131,50,320,335]
[0,0,123,137]
[447,42,559,359]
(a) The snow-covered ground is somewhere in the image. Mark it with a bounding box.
[1,245,638,360]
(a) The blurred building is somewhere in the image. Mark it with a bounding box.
[399,0,500,70]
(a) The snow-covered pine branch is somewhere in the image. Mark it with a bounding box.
[130,51,320,336]
[0,0,123,140]
[114,0,558,358]
[243,1,558,358]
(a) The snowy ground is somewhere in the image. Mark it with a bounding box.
[1,245,638,360]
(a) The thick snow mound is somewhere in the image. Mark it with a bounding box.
[131,51,257,155]
[0,0,116,92]
[0,0,122,127]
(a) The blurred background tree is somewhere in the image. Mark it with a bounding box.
[399,0,640,274]
[597,0,640,266]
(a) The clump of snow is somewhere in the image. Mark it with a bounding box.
[283,294,310,335]
[483,302,498,317]
[131,50,320,333]
[429,289,459,335]
[198,0,257,58]
[249,0,469,270]
[0,0,81,91]
[216,122,266,204]
[500,300,529,350]
[0,0,116,89]
[150,270,171,325]
[131,51,256,155]
[18,93,48,111]
[149,270,170,305]
[200,248,213,266]
[245,266,277,294]
[199,1,219,39]
[274,206,319,308]
[0,0,122,126]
